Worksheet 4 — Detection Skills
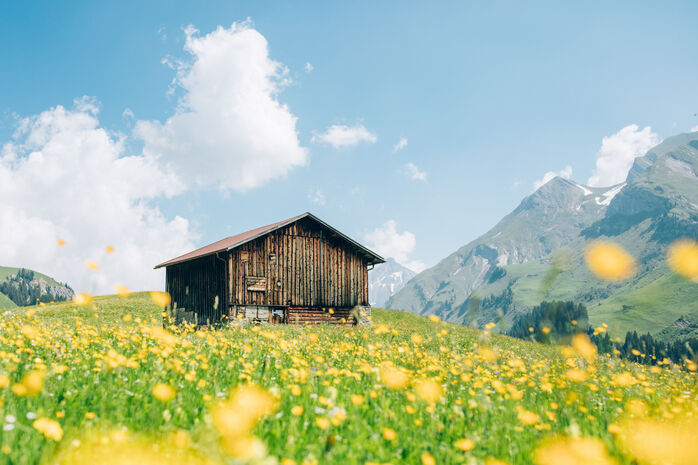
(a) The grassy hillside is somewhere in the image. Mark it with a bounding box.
[0,266,72,310]
[0,294,695,465]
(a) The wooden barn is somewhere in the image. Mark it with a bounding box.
[154,213,384,326]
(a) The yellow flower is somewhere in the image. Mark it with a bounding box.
[534,436,616,465]
[212,385,278,437]
[170,430,190,449]
[0,375,9,388]
[411,333,424,344]
[617,416,698,465]
[315,417,330,429]
[541,327,551,335]
[565,368,588,383]
[56,239,66,246]
[421,451,436,465]
[485,322,497,330]
[152,383,176,402]
[12,370,45,396]
[351,394,364,405]
[428,315,440,323]
[291,405,304,416]
[382,428,397,441]
[379,363,411,390]
[114,284,130,298]
[584,241,636,281]
[73,293,94,307]
[106,245,115,254]
[414,378,443,403]
[281,459,297,465]
[571,333,597,362]
[454,438,475,452]
[611,372,638,388]
[150,291,171,307]
[85,260,100,271]
[32,418,63,441]
[667,239,698,282]
[518,409,540,426]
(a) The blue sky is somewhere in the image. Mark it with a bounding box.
[1,1,697,292]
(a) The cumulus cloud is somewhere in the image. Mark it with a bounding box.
[311,124,377,149]
[533,165,573,190]
[393,137,408,152]
[0,98,196,294]
[307,188,325,206]
[135,22,307,192]
[364,220,425,272]
[304,61,313,73]
[404,162,427,181]
[587,124,659,187]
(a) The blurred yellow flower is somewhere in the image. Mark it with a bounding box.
[32,418,63,441]
[414,378,443,403]
[380,363,411,390]
[114,284,130,298]
[105,245,115,254]
[421,451,436,465]
[617,415,698,465]
[315,417,330,429]
[667,239,698,282]
[152,383,176,402]
[382,428,397,441]
[212,385,278,438]
[150,291,171,307]
[85,260,100,271]
[534,436,616,465]
[571,333,597,362]
[518,409,540,426]
[428,315,440,323]
[12,370,45,396]
[291,406,304,416]
[56,239,66,246]
[73,293,94,307]
[454,438,475,452]
[351,394,364,405]
[584,241,636,281]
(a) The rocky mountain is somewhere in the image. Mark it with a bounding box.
[369,258,416,307]
[0,267,74,308]
[387,132,698,340]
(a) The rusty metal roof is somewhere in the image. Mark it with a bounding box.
[154,212,385,269]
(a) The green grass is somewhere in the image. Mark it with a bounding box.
[0,294,695,465]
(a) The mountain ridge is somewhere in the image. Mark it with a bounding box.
[387,132,698,340]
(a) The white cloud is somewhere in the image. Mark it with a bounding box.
[364,220,425,272]
[311,124,377,149]
[0,99,196,294]
[135,22,308,192]
[690,125,698,132]
[122,108,134,120]
[404,162,427,181]
[533,165,573,190]
[304,61,313,73]
[393,137,408,152]
[307,189,325,206]
[587,124,659,187]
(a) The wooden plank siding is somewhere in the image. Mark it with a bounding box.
[166,253,226,326]
[228,217,369,309]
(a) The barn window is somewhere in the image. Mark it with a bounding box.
[246,276,266,291]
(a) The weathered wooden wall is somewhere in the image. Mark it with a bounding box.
[166,254,226,325]
[228,217,369,308]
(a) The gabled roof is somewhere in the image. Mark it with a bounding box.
[154,212,385,269]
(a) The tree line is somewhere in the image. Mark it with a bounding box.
[507,300,697,369]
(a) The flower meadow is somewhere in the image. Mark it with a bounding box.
[0,293,696,465]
